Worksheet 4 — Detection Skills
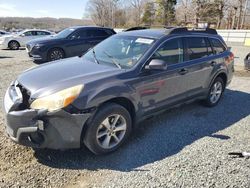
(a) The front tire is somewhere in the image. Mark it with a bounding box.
[8,41,20,50]
[47,48,65,62]
[83,103,132,155]
[203,77,225,107]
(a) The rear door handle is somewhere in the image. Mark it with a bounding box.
[178,68,188,75]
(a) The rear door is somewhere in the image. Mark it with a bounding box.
[183,36,215,97]
[86,29,112,47]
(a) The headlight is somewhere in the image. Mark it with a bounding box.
[30,85,83,112]
[34,43,44,49]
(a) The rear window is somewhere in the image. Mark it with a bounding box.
[209,38,226,54]
[185,37,213,61]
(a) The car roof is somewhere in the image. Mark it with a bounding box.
[118,29,167,39]
[22,29,51,32]
[118,28,220,40]
[68,26,113,30]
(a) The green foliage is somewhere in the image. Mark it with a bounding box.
[149,0,177,26]
[142,2,155,26]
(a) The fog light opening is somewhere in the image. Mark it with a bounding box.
[28,132,44,145]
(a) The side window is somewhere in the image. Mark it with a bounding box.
[105,29,115,36]
[37,31,49,36]
[185,37,211,60]
[24,31,33,36]
[70,29,87,39]
[87,29,109,37]
[152,38,184,65]
[210,38,226,54]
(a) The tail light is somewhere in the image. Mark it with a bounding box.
[229,52,234,62]
[225,52,234,65]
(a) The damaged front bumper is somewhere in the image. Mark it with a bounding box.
[3,83,92,150]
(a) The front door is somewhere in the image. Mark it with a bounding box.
[65,29,89,57]
[134,37,190,115]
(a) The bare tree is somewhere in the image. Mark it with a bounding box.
[131,0,145,26]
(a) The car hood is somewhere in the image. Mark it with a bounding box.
[17,57,123,98]
[27,35,60,45]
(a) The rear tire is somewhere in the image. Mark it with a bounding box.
[203,77,225,107]
[8,41,20,50]
[83,103,132,155]
[47,48,65,62]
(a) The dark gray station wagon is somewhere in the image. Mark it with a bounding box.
[4,27,234,154]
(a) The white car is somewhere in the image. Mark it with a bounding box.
[0,29,53,50]
[0,30,10,37]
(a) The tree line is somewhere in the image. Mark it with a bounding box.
[86,0,250,29]
[0,17,93,32]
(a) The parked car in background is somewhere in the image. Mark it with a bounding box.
[4,27,234,155]
[0,30,10,37]
[0,29,54,50]
[26,26,116,63]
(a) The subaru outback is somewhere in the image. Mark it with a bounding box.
[3,27,234,154]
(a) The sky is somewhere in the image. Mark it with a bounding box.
[0,0,89,19]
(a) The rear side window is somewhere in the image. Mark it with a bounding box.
[36,31,50,36]
[87,29,109,37]
[185,37,212,60]
[152,38,184,65]
[105,29,115,35]
[210,38,226,54]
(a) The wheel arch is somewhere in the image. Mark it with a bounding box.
[8,40,20,48]
[101,97,136,125]
[211,71,228,91]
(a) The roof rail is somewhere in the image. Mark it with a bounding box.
[167,27,217,35]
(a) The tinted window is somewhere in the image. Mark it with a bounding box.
[24,31,33,36]
[152,38,184,64]
[36,31,50,36]
[185,37,212,60]
[55,28,76,39]
[210,38,226,54]
[105,29,115,35]
[70,29,87,39]
[87,29,109,37]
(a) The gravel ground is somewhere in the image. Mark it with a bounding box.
[0,48,250,188]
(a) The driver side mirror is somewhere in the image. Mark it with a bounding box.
[20,34,25,37]
[145,59,168,70]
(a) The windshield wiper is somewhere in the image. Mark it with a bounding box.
[92,48,100,64]
[103,51,121,69]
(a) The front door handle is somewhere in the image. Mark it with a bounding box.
[179,68,188,75]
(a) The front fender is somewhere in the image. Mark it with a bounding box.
[74,82,138,112]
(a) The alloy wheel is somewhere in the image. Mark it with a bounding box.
[210,81,223,104]
[96,114,127,149]
[50,50,63,61]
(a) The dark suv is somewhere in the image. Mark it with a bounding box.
[26,26,116,63]
[4,28,234,154]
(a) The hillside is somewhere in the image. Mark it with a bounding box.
[0,17,94,31]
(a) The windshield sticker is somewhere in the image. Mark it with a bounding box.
[135,38,154,44]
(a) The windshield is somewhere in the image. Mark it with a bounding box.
[54,28,76,39]
[83,35,155,69]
